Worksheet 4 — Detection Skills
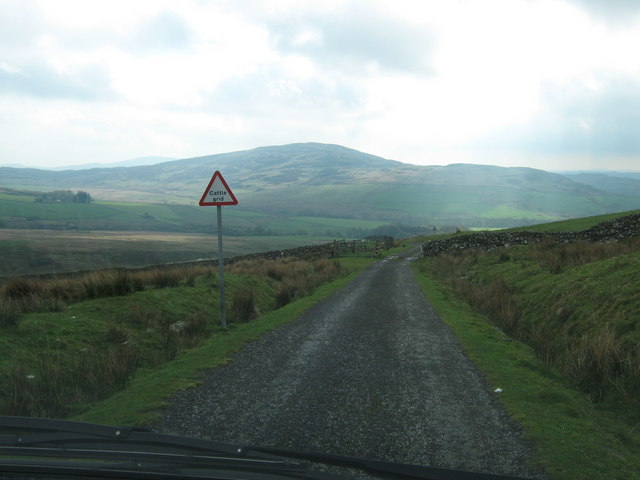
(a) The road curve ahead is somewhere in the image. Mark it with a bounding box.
[156,248,540,478]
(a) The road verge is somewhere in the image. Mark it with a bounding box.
[72,258,374,426]
[411,263,640,479]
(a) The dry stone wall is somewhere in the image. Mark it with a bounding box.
[421,213,640,257]
[167,239,389,270]
[7,239,387,282]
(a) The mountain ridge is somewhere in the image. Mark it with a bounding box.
[1,142,639,227]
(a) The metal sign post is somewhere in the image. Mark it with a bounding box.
[199,171,238,328]
[216,205,226,327]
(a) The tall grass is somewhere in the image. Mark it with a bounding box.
[0,297,21,327]
[421,237,640,403]
[0,265,216,324]
[525,237,640,273]
[3,345,140,418]
[228,286,258,323]
[1,256,346,418]
[228,257,343,308]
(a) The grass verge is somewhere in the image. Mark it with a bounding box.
[71,258,373,426]
[412,265,640,480]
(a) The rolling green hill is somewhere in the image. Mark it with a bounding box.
[2,143,640,228]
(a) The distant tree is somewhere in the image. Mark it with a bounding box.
[35,190,92,203]
[73,191,92,204]
[35,190,72,203]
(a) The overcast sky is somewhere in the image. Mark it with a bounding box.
[1,0,640,171]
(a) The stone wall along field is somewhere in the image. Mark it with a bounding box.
[421,213,640,257]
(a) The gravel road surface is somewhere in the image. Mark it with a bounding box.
[155,248,541,478]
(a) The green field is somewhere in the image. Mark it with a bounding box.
[0,189,389,236]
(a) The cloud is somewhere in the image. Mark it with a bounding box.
[476,74,640,156]
[0,0,43,49]
[568,0,640,25]
[128,9,195,53]
[203,64,366,118]
[263,3,436,74]
[0,61,114,100]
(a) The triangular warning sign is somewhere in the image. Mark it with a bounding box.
[199,171,238,206]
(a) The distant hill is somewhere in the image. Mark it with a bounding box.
[50,156,177,171]
[0,156,176,171]
[1,143,639,228]
[560,172,640,198]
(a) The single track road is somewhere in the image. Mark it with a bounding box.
[156,248,541,478]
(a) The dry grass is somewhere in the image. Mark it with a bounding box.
[0,265,216,324]
[228,286,259,323]
[228,257,343,308]
[526,237,640,273]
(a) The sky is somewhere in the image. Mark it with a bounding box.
[1,0,640,171]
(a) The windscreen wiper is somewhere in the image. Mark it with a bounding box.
[0,416,534,480]
[0,416,314,480]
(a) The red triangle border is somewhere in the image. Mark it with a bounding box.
[199,171,238,206]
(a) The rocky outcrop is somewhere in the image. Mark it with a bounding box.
[421,213,640,257]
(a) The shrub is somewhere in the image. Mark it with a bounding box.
[228,286,258,323]
[83,270,141,298]
[112,270,137,295]
[143,268,183,288]
[1,277,67,313]
[182,309,211,340]
[275,279,299,308]
[3,278,43,300]
[0,298,21,327]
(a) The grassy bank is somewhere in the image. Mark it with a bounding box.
[73,258,372,426]
[412,239,640,479]
[511,209,640,233]
[0,256,374,421]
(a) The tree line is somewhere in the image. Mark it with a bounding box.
[35,190,93,204]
